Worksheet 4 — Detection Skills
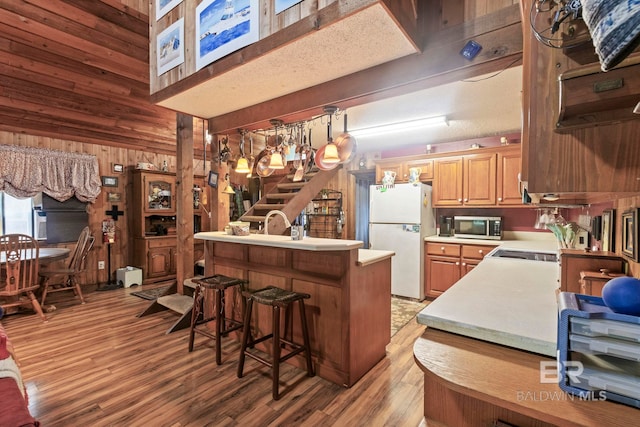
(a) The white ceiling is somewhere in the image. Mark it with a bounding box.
[157,4,419,119]
[332,65,524,152]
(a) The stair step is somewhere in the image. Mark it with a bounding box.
[266,193,297,200]
[253,203,286,210]
[286,172,317,180]
[241,215,266,222]
[157,294,193,314]
[277,182,305,190]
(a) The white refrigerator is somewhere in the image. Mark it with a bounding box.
[369,183,436,299]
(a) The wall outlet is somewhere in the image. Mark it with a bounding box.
[98,261,105,270]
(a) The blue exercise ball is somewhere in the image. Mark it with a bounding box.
[602,276,640,316]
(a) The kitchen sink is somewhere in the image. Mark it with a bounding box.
[487,248,558,263]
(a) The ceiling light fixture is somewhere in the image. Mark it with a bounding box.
[350,115,448,138]
[223,173,236,194]
[234,129,251,174]
[321,106,341,164]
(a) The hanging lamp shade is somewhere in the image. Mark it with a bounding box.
[322,143,340,164]
[269,151,285,169]
[235,157,250,173]
[223,184,236,194]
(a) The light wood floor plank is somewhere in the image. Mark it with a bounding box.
[2,285,427,426]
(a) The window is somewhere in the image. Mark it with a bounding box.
[0,193,36,236]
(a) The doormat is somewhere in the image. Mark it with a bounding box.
[391,297,429,336]
[130,285,172,301]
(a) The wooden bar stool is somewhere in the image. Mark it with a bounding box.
[237,286,314,400]
[188,274,247,365]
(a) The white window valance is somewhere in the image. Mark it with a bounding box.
[0,145,101,203]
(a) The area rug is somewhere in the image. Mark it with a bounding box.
[391,297,429,337]
[130,285,172,301]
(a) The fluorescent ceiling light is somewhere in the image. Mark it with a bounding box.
[350,115,448,138]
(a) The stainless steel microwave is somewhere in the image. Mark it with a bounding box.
[454,216,503,240]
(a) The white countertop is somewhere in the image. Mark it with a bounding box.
[194,231,364,251]
[417,237,560,356]
[357,249,395,266]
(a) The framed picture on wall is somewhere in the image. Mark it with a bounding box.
[157,18,184,76]
[101,176,118,187]
[195,0,259,71]
[156,0,183,21]
[621,208,638,261]
[275,0,303,14]
[208,171,218,188]
[601,209,615,252]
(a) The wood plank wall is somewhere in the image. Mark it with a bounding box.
[0,0,521,285]
[0,0,195,156]
[0,129,210,286]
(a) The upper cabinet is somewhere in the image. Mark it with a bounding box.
[149,0,420,122]
[433,152,496,207]
[520,0,640,195]
[375,145,523,208]
[375,158,434,184]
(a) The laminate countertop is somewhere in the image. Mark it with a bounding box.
[195,231,363,251]
[417,238,560,357]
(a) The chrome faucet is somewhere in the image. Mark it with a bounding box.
[264,210,291,235]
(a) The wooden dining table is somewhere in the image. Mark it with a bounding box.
[1,247,71,315]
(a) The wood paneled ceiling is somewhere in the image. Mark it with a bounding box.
[0,1,182,155]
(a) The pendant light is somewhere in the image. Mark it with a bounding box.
[234,130,250,174]
[268,119,286,169]
[269,150,285,169]
[223,173,236,194]
[322,106,340,164]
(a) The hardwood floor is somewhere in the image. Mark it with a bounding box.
[2,285,426,426]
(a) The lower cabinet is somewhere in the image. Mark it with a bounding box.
[134,237,177,283]
[425,242,497,298]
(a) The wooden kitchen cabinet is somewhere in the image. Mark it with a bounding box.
[433,153,496,207]
[497,146,523,206]
[425,242,497,298]
[375,158,434,183]
[464,152,496,205]
[432,156,463,206]
[559,249,627,294]
[521,0,640,195]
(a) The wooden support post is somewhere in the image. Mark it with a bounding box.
[176,113,194,295]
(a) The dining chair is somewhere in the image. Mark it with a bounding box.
[0,234,47,322]
[39,226,95,306]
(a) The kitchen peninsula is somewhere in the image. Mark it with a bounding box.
[194,231,394,387]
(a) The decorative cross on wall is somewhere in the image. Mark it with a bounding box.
[105,205,125,221]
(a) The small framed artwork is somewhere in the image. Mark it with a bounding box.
[601,209,615,252]
[275,0,303,14]
[208,171,218,188]
[112,163,124,173]
[101,176,119,187]
[157,18,185,76]
[621,208,638,261]
[107,192,121,202]
[156,0,183,21]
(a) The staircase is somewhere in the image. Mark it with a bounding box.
[240,166,341,235]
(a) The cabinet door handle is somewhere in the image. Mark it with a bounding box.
[498,197,503,201]
[478,250,484,254]
[464,198,468,202]
[458,198,463,202]
[462,262,466,266]
[455,261,460,266]
[440,246,445,252]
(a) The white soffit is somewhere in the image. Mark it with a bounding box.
[157,3,419,119]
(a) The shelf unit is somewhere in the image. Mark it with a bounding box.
[306,190,343,239]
